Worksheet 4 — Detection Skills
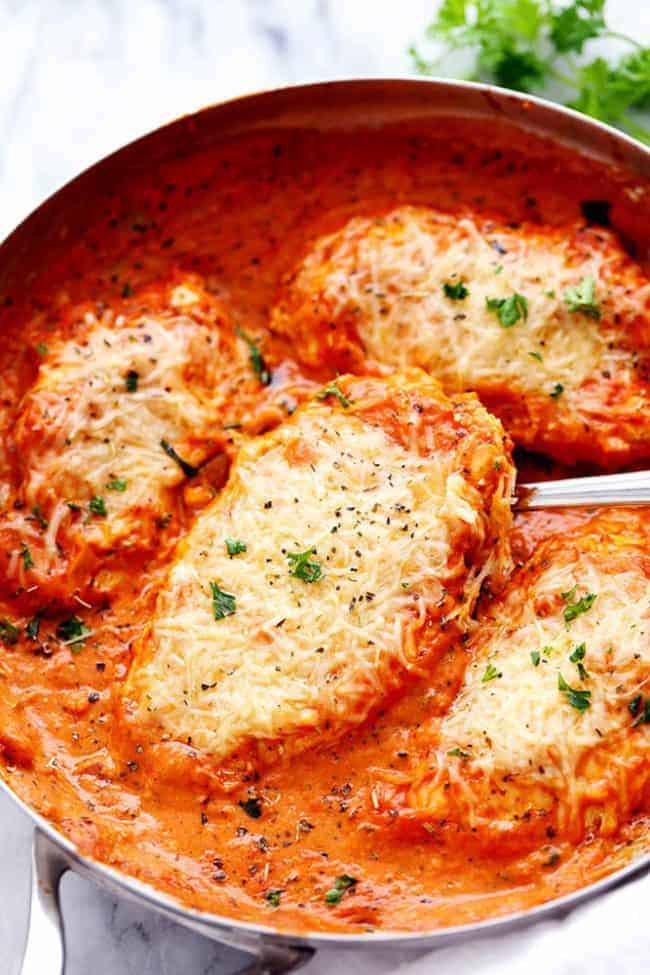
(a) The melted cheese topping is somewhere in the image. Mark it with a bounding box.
[395,515,650,844]
[275,206,645,395]
[126,373,514,764]
[6,280,245,587]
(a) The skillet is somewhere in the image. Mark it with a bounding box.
[1,77,649,975]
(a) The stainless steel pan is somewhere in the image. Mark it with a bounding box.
[2,78,650,975]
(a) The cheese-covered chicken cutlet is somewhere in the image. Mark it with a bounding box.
[374,511,650,852]
[0,276,272,608]
[272,206,650,468]
[124,371,514,769]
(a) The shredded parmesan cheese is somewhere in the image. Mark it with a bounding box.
[126,372,514,764]
[396,514,650,844]
[273,206,650,465]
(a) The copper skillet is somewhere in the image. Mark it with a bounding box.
[2,78,650,975]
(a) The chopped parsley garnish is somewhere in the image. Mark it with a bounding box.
[0,619,19,646]
[160,439,199,478]
[563,275,601,319]
[235,326,271,386]
[20,542,34,570]
[629,694,642,717]
[66,501,81,512]
[569,642,589,681]
[550,383,564,400]
[558,673,591,712]
[531,650,541,667]
[443,280,469,300]
[287,548,323,583]
[325,874,357,906]
[226,538,247,557]
[529,351,543,362]
[562,588,597,624]
[125,369,139,392]
[630,695,650,727]
[106,478,127,492]
[26,617,40,640]
[56,616,90,647]
[317,382,350,408]
[88,495,107,517]
[35,342,48,357]
[485,292,528,327]
[481,662,501,682]
[447,746,471,758]
[239,796,262,819]
[31,505,48,530]
[264,889,282,907]
[210,582,236,620]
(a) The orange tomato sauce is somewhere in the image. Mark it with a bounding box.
[0,118,648,934]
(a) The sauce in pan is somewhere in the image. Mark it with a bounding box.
[0,118,648,933]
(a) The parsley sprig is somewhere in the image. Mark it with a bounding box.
[562,585,597,623]
[410,1,650,144]
[287,548,323,583]
[558,672,591,711]
[325,874,357,906]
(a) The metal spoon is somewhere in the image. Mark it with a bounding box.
[516,469,650,510]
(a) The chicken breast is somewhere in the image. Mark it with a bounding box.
[124,371,514,770]
[0,275,270,607]
[272,206,650,468]
[374,511,650,852]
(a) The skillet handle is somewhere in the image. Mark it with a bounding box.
[20,829,69,975]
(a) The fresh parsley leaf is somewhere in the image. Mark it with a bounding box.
[629,694,642,717]
[35,341,49,357]
[563,275,600,319]
[226,538,247,557]
[317,382,351,408]
[529,350,543,362]
[287,548,323,583]
[88,495,107,517]
[160,439,199,479]
[563,590,597,623]
[265,889,282,907]
[26,617,40,640]
[481,662,501,682]
[558,672,591,712]
[125,369,139,392]
[239,796,262,819]
[447,746,471,758]
[443,280,469,300]
[486,292,528,327]
[31,505,48,530]
[569,642,589,680]
[56,616,90,646]
[325,874,357,905]
[632,697,650,727]
[235,326,271,386]
[550,1,605,54]
[106,478,127,492]
[0,619,19,646]
[531,649,540,667]
[20,542,34,570]
[550,382,564,400]
[210,582,236,620]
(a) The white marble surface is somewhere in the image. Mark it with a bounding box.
[1,2,649,974]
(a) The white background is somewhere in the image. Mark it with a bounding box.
[1,2,649,973]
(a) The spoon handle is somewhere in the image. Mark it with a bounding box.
[516,470,650,510]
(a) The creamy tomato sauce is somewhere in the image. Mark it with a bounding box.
[0,119,649,934]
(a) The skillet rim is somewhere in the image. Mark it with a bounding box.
[1,75,649,948]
